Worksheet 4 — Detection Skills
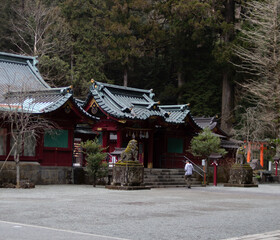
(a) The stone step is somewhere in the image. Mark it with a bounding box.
[144,170,185,174]
[146,184,202,188]
[143,168,202,188]
[144,175,185,180]
[145,182,185,185]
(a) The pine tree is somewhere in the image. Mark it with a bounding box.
[81,139,108,187]
[190,128,227,158]
[190,127,227,183]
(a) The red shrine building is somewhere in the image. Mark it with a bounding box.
[0,52,97,184]
[81,80,203,169]
[0,52,235,184]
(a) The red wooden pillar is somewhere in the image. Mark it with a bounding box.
[148,131,154,168]
[247,142,251,163]
[211,161,218,186]
[102,131,109,150]
[260,143,264,167]
[275,160,279,176]
[117,130,122,148]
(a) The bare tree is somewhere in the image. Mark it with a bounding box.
[232,105,275,143]
[6,0,71,88]
[232,0,280,141]
[9,0,70,57]
[0,90,57,188]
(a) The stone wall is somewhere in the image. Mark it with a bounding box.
[0,161,72,185]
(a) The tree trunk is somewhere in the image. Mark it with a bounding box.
[16,155,20,188]
[178,70,184,88]
[221,0,235,134]
[177,68,184,103]
[93,175,96,187]
[221,72,233,133]
[123,65,128,87]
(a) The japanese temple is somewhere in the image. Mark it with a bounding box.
[0,52,236,184]
[80,80,206,168]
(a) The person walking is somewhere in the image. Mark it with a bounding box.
[184,160,194,189]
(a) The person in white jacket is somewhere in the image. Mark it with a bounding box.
[184,160,194,189]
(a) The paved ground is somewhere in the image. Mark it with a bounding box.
[1,184,280,240]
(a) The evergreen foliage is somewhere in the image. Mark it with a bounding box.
[190,127,227,158]
[0,0,242,122]
[81,139,108,187]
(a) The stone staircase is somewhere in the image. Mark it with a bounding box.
[143,168,202,188]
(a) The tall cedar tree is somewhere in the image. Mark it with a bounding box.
[155,0,229,116]
[104,0,153,87]
[62,0,108,97]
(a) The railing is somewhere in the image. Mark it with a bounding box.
[107,153,116,167]
[183,156,205,177]
[159,154,205,177]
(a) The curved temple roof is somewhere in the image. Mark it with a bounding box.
[0,52,97,120]
[0,87,72,113]
[85,81,201,127]
[0,52,49,101]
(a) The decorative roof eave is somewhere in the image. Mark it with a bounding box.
[184,112,203,130]
[193,116,229,137]
[70,97,99,121]
[159,104,201,127]
[193,116,217,130]
[1,87,73,113]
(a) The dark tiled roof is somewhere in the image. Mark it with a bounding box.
[89,81,163,120]
[0,87,98,121]
[86,81,201,126]
[0,87,72,113]
[0,52,49,101]
[193,117,217,130]
[159,105,190,124]
[221,139,240,149]
[0,52,97,120]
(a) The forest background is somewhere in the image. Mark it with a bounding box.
[0,0,254,136]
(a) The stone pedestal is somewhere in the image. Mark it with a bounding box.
[112,162,144,186]
[106,162,150,190]
[224,164,258,187]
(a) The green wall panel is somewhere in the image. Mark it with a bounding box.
[167,138,183,153]
[44,130,69,148]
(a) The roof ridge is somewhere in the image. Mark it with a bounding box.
[93,81,154,96]
[0,52,36,65]
[4,87,72,98]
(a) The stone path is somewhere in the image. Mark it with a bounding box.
[1,184,280,240]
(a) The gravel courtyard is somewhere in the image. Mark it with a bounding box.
[1,184,280,240]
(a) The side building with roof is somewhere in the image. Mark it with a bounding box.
[0,52,97,184]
